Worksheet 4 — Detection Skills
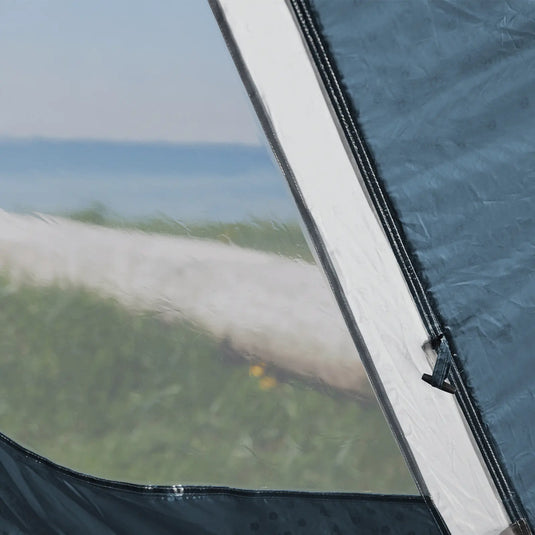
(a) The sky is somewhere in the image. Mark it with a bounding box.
[0,0,262,145]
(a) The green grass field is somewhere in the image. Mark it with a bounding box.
[69,203,314,262]
[0,211,415,494]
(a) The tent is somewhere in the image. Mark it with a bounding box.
[1,1,535,533]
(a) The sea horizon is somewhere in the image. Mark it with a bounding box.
[0,138,297,223]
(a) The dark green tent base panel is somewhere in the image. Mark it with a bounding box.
[0,432,442,534]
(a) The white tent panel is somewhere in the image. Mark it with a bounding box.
[212,1,510,532]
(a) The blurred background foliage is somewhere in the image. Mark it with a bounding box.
[0,214,415,493]
[69,203,314,262]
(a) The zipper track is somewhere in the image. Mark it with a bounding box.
[286,0,528,528]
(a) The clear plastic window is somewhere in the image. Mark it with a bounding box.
[0,0,415,493]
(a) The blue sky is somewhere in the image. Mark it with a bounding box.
[0,0,261,144]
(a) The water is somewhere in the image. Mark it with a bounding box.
[0,138,296,222]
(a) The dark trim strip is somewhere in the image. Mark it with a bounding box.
[285,0,528,528]
[0,432,443,534]
[208,1,449,533]
[0,429,421,501]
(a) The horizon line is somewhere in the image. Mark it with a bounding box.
[0,135,265,149]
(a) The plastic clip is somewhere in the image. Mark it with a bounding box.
[500,519,532,535]
[421,333,456,394]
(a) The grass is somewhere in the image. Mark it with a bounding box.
[68,203,314,262]
[0,209,416,494]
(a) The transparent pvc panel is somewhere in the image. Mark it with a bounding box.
[0,0,415,493]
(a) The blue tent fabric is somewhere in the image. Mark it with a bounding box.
[0,433,441,534]
[304,0,535,529]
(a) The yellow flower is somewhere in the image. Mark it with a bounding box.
[249,364,265,378]
[259,376,277,390]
